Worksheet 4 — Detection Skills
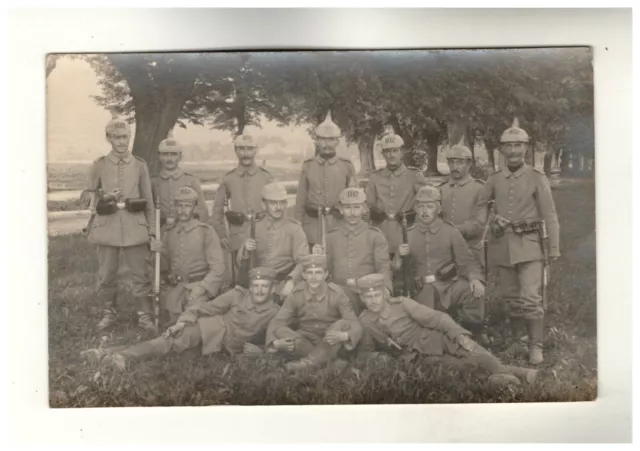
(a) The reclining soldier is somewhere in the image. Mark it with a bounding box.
[80,267,280,371]
[265,254,363,373]
[150,186,226,323]
[395,185,488,342]
[237,182,310,302]
[355,273,538,387]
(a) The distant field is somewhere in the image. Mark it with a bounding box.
[47,160,303,192]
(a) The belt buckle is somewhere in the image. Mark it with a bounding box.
[425,275,436,284]
[116,202,126,210]
[386,212,396,221]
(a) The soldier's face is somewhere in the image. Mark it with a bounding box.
[501,142,527,166]
[361,289,386,313]
[316,137,339,157]
[235,146,257,166]
[416,201,440,224]
[302,267,328,290]
[340,204,365,225]
[382,148,403,169]
[264,199,287,220]
[176,200,196,222]
[250,279,273,304]
[159,152,182,170]
[447,158,472,180]
[107,130,131,154]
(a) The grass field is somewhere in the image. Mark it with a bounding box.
[48,179,596,407]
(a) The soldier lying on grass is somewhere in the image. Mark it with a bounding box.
[354,273,538,387]
[80,267,279,371]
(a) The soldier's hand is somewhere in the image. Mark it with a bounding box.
[324,330,349,346]
[245,238,257,252]
[312,244,325,255]
[105,188,123,200]
[346,278,357,288]
[188,285,206,300]
[456,334,476,352]
[280,279,295,298]
[273,338,295,353]
[220,237,230,252]
[397,244,410,257]
[150,239,163,253]
[243,343,264,356]
[79,190,92,207]
[164,322,186,339]
[469,279,485,298]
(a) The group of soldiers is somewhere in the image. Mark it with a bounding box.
[78,111,559,388]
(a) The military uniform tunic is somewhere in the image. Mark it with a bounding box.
[237,217,310,283]
[152,168,209,225]
[325,221,392,312]
[266,281,363,353]
[365,164,429,253]
[406,218,485,326]
[121,287,280,359]
[481,164,560,319]
[83,151,155,308]
[440,175,487,265]
[160,218,226,315]
[211,164,274,252]
[294,155,357,245]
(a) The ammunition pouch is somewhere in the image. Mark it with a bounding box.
[275,263,296,282]
[304,205,342,220]
[166,269,208,286]
[125,198,147,213]
[95,198,118,215]
[225,211,246,226]
[491,215,511,237]
[436,260,458,282]
[368,206,387,223]
[511,219,542,235]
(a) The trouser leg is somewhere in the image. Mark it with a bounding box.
[120,324,202,361]
[122,244,153,313]
[95,245,120,309]
[273,327,316,359]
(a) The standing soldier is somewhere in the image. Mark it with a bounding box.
[366,132,429,258]
[439,140,487,267]
[80,113,156,331]
[313,187,392,314]
[151,130,209,228]
[295,111,358,249]
[150,186,226,323]
[237,182,310,303]
[266,254,363,373]
[482,118,560,364]
[211,134,274,284]
[396,186,487,341]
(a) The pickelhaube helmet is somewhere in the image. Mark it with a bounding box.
[158,129,182,153]
[415,185,442,203]
[380,133,405,150]
[338,187,367,205]
[500,117,530,144]
[233,133,258,148]
[445,135,473,159]
[105,109,131,136]
[315,111,341,139]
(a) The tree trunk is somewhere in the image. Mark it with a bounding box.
[487,147,496,172]
[424,132,441,176]
[467,127,476,168]
[357,135,376,177]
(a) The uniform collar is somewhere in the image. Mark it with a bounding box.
[177,218,199,233]
[503,164,529,179]
[243,294,275,313]
[265,216,285,230]
[236,164,258,176]
[417,217,443,234]
[304,283,328,302]
[315,155,338,165]
[387,164,406,177]
[107,151,132,165]
[448,174,472,186]
[159,168,184,180]
[341,221,367,236]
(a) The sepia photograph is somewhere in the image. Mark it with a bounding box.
[45,47,598,407]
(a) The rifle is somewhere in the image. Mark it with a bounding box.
[539,220,550,309]
[318,206,327,250]
[237,209,265,288]
[479,200,495,282]
[399,211,418,298]
[153,195,161,332]
[223,192,236,288]
[82,189,101,236]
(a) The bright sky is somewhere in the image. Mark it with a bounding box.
[46,56,316,162]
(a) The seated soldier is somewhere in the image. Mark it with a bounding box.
[313,187,392,315]
[355,273,538,387]
[396,185,487,341]
[150,186,226,323]
[265,254,363,373]
[80,267,280,371]
[237,182,310,302]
